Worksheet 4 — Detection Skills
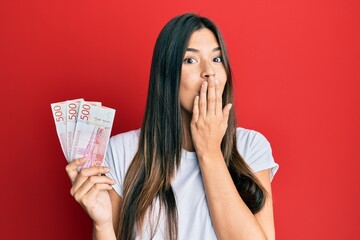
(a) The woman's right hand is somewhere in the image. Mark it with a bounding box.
[66,158,116,229]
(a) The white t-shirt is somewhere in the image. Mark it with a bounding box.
[105,127,279,240]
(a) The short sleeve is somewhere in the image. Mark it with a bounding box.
[103,129,140,197]
[236,128,279,182]
[104,137,123,196]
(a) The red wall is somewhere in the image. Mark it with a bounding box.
[1,0,359,239]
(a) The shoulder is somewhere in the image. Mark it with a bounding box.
[107,128,141,165]
[235,127,271,154]
[236,127,270,150]
[235,127,279,181]
[110,128,141,147]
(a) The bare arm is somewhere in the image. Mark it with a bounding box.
[65,158,117,240]
[254,170,275,239]
[92,222,116,240]
[198,153,274,240]
[92,189,123,239]
[108,189,123,235]
[191,77,275,239]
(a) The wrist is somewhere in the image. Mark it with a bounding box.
[196,148,223,164]
[93,220,116,240]
[93,220,114,233]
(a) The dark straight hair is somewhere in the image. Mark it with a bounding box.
[118,13,266,240]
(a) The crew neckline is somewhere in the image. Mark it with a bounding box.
[181,148,197,160]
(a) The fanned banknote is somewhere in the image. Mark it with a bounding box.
[51,99,115,167]
[65,99,102,160]
[65,98,84,159]
[70,101,115,168]
[51,101,68,160]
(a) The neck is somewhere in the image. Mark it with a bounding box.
[181,108,195,152]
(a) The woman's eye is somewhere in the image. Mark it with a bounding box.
[213,56,223,63]
[183,58,197,64]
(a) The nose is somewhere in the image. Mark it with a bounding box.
[200,61,215,79]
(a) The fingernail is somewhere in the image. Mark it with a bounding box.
[80,158,86,163]
[103,166,110,171]
[203,82,207,87]
[215,80,219,85]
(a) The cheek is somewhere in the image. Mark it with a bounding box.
[179,77,202,112]
[220,70,228,93]
[179,83,199,112]
[221,80,227,93]
[218,67,227,81]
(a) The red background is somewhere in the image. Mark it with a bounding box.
[1,0,359,239]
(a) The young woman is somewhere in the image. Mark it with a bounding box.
[66,13,279,240]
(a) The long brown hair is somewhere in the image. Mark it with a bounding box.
[118,13,266,240]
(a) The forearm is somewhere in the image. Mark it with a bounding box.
[92,222,116,240]
[198,151,267,240]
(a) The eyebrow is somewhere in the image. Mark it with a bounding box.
[186,46,221,52]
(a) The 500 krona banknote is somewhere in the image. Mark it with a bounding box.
[51,99,115,169]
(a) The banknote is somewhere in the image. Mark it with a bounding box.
[51,101,68,160]
[65,98,83,159]
[65,99,102,161]
[70,101,115,168]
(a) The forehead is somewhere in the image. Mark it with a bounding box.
[187,28,219,48]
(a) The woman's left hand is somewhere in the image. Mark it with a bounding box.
[190,77,232,157]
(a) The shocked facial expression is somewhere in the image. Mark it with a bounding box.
[179,28,227,113]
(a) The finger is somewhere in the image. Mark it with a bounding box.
[192,96,199,123]
[222,103,233,123]
[207,77,216,115]
[66,158,87,183]
[199,81,208,117]
[73,176,115,202]
[71,166,110,196]
[215,79,222,116]
[81,183,113,207]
